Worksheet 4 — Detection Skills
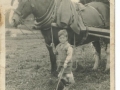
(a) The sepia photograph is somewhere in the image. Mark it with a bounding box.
[0,0,114,90]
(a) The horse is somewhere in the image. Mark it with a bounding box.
[9,0,110,76]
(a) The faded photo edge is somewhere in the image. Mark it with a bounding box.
[0,6,5,90]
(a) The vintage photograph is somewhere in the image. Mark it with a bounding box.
[1,0,114,90]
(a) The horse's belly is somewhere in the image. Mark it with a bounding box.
[80,5,104,28]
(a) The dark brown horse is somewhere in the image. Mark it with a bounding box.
[9,0,110,76]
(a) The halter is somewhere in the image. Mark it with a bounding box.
[33,0,56,30]
[14,0,28,18]
[13,9,24,25]
[13,0,29,25]
[14,10,21,16]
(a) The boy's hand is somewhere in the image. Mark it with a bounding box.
[50,43,54,47]
[64,62,67,68]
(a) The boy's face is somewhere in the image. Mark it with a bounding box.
[59,35,67,44]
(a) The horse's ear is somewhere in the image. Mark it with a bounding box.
[11,0,15,6]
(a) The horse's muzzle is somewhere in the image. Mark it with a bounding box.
[9,13,21,27]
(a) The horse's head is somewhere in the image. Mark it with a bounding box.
[10,0,32,27]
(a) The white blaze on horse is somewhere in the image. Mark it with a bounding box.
[9,0,19,26]
[9,0,110,76]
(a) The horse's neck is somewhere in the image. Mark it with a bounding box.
[33,0,53,18]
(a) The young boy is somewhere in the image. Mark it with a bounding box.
[55,29,75,90]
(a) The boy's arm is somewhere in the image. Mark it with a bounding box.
[65,46,73,64]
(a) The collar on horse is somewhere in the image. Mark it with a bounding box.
[33,0,56,30]
[34,0,55,21]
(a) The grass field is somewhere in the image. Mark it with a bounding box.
[5,29,110,90]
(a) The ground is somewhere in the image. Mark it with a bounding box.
[5,28,110,90]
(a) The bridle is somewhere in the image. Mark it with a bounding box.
[14,10,21,16]
[14,0,28,17]
[12,0,34,26]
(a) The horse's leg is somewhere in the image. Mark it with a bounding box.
[105,43,110,71]
[92,41,101,70]
[46,46,57,76]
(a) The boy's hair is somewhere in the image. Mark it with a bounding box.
[58,29,68,37]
